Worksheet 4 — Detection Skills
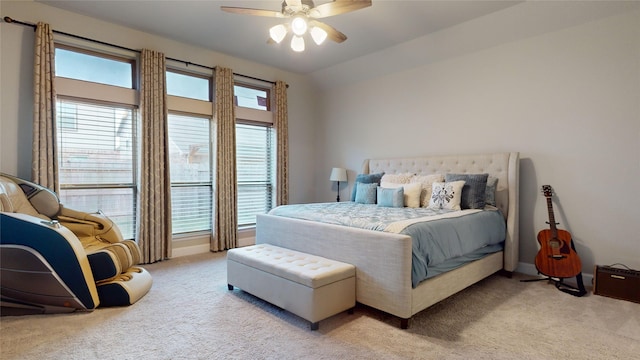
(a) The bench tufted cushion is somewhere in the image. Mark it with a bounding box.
[227,244,355,289]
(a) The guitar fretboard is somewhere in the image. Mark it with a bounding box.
[546,196,558,238]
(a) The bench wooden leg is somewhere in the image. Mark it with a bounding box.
[227,284,234,290]
[310,321,319,331]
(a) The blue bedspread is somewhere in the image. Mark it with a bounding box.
[269,202,506,287]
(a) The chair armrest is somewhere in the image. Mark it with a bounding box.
[57,205,125,244]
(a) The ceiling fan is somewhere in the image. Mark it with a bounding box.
[221,0,372,52]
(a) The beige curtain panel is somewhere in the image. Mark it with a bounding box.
[138,49,172,263]
[274,80,289,206]
[212,67,238,252]
[32,22,59,193]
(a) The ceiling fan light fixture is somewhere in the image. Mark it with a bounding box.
[269,24,288,43]
[291,35,305,52]
[310,26,327,45]
[222,0,372,52]
[291,16,308,36]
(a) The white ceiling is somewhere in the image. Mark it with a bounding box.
[37,0,522,74]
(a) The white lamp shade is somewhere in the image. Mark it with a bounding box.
[269,24,287,43]
[310,26,328,45]
[329,168,347,182]
[290,35,305,52]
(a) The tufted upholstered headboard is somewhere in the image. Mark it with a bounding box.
[362,152,520,271]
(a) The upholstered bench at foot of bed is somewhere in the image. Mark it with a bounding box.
[227,244,356,330]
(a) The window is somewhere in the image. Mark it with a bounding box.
[55,45,134,88]
[54,45,138,239]
[56,99,137,238]
[168,114,213,234]
[236,123,275,228]
[167,70,211,101]
[234,85,269,111]
[166,67,215,236]
[234,82,275,228]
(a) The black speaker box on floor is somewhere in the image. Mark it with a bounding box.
[593,265,640,304]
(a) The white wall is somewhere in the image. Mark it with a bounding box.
[313,5,640,275]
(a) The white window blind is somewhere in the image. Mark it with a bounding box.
[168,113,213,234]
[56,99,137,239]
[236,123,275,228]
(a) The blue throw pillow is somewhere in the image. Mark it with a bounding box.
[355,182,377,204]
[377,186,404,207]
[350,172,385,201]
[445,173,489,209]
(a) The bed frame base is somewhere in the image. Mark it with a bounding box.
[256,214,505,328]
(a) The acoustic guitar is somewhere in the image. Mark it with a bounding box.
[534,185,582,279]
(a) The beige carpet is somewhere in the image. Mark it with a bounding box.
[1,251,639,360]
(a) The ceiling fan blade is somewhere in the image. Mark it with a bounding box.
[310,0,372,19]
[310,20,347,43]
[220,6,284,18]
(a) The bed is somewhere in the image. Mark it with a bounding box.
[256,152,519,328]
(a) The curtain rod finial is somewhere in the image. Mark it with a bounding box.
[3,16,14,23]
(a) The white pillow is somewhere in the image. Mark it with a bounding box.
[380,172,414,184]
[381,182,422,208]
[428,181,465,210]
[410,174,445,207]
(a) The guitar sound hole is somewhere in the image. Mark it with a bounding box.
[549,239,561,248]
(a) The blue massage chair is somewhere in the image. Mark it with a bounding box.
[0,173,152,314]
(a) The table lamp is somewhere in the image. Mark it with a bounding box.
[329,167,348,202]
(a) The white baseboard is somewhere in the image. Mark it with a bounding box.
[238,236,256,247]
[171,237,256,258]
[171,243,211,258]
[516,262,593,289]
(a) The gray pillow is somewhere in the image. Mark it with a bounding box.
[377,186,404,207]
[350,172,384,201]
[485,176,498,206]
[444,173,489,209]
[355,182,377,204]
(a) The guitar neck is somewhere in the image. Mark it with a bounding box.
[546,197,558,238]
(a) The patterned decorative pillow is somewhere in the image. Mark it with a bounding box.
[377,186,404,208]
[350,172,384,201]
[485,176,499,207]
[410,174,445,207]
[445,173,489,209]
[355,182,377,204]
[428,181,465,210]
[380,182,422,208]
[380,172,415,184]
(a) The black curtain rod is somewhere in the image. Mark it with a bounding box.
[3,16,280,86]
